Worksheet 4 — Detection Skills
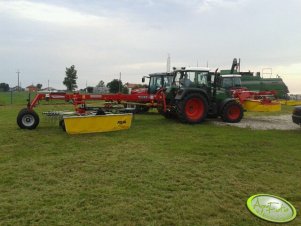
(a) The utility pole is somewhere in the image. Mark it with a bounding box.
[16,70,20,91]
[119,72,121,93]
[166,54,171,73]
[48,80,49,91]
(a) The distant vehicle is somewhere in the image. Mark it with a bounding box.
[292,106,301,126]
[220,58,290,99]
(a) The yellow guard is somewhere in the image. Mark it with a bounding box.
[64,113,133,134]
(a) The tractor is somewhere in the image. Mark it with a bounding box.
[157,66,244,124]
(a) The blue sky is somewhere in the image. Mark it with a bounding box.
[0,0,300,92]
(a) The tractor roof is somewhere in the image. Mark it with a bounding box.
[149,72,172,76]
[173,67,210,72]
[221,74,242,78]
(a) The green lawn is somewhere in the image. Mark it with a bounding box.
[0,98,300,225]
[0,91,32,105]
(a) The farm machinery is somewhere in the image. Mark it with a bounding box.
[155,60,280,124]
[155,67,244,123]
[16,72,174,133]
[16,59,281,131]
[16,92,135,134]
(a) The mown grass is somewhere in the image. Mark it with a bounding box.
[0,91,32,105]
[0,97,300,225]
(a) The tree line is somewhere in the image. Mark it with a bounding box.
[0,65,138,93]
[63,65,131,94]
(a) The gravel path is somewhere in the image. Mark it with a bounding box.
[212,114,301,130]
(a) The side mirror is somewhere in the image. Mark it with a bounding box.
[142,77,145,83]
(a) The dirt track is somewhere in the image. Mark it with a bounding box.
[212,114,301,130]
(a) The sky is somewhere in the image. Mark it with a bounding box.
[0,0,300,93]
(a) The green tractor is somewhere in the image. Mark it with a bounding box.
[157,67,244,124]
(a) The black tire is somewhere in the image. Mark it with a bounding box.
[157,107,174,119]
[135,105,150,114]
[59,119,66,131]
[96,108,106,115]
[221,101,243,123]
[176,93,208,124]
[17,108,40,130]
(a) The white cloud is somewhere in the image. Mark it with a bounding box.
[198,0,247,12]
[0,0,300,91]
[273,63,301,93]
[122,62,166,70]
[0,0,108,26]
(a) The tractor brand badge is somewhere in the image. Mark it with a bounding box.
[247,194,297,223]
[138,95,148,99]
[117,120,127,125]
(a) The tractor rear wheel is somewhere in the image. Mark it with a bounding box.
[221,101,243,123]
[177,93,208,124]
[17,108,40,129]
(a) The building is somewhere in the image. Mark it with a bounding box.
[40,87,58,92]
[9,86,24,91]
[124,83,141,89]
[25,85,38,92]
[93,86,109,94]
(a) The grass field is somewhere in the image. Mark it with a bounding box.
[0,92,300,225]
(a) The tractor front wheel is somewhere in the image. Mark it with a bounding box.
[17,108,40,129]
[157,107,174,119]
[221,101,243,123]
[177,93,208,124]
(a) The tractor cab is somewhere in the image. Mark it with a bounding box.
[166,67,213,102]
[212,74,243,102]
[219,74,242,90]
[142,72,173,94]
[172,67,211,88]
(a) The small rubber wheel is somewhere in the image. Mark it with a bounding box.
[59,119,66,131]
[221,101,244,123]
[17,108,40,130]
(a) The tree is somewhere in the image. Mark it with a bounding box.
[36,83,42,90]
[122,86,129,94]
[96,80,105,88]
[86,86,94,93]
[106,79,122,93]
[0,83,9,92]
[63,65,78,91]
[133,84,148,89]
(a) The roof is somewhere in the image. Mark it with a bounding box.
[149,72,172,76]
[221,74,242,78]
[41,87,57,91]
[26,85,37,88]
[125,83,140,88]
[173,67,210,71]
